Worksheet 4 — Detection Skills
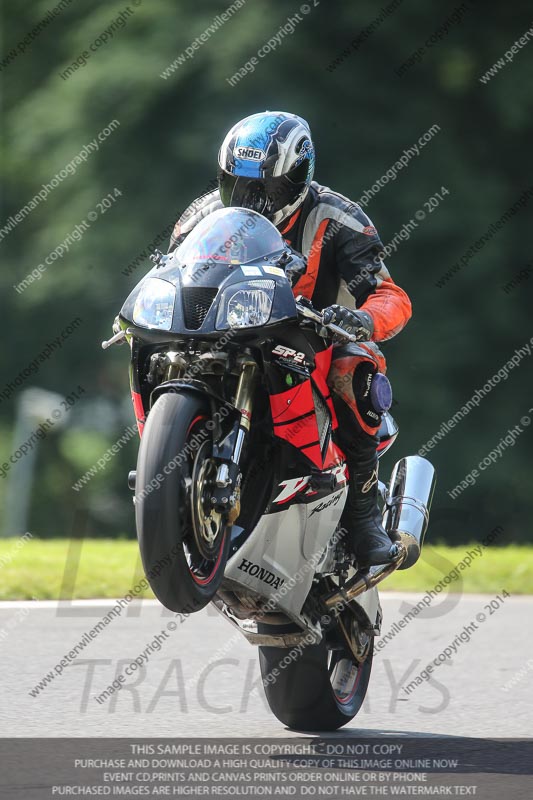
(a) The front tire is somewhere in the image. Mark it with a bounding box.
[136,392,230,613]
[258,623,373,731]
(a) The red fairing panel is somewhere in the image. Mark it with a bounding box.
[312,346,338,430]
[323,439,346,471]
[131,390,145,436]
[269,379,323,469]
[314,346,333,375]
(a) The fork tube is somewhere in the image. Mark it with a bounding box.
[232,362,256,462]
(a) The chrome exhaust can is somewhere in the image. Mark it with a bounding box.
[383,456,436,570]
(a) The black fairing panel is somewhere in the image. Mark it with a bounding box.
[119,250,303,337]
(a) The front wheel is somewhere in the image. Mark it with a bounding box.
[136,392,230,613]
[258,622,373,731]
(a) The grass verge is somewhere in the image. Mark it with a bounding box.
[0,539,531,600]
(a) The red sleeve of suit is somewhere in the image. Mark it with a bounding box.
[361,276,412,342]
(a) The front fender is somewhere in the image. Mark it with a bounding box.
[149,379,240,441]
[150,378,226,408]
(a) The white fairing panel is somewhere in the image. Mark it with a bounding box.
[224,485,348,618]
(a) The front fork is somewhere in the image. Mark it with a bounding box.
[210,358,256,520]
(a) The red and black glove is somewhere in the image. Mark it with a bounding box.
[322,304,374,341]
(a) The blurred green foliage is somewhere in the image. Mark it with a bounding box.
[1,0,532,541]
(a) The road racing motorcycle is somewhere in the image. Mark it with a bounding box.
[104,207,436,731]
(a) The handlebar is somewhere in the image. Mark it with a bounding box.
[295,296,360,344]
[103,299,362,350]
[101,329,126,349]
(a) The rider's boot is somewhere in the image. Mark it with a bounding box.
[340,434,397,568]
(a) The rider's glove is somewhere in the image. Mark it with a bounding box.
[322,305,374,341]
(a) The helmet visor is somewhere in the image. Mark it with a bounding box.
[218,160,309,221]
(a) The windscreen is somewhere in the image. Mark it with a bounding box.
[173,207,285,268]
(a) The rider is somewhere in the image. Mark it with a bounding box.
[168,111,412,567]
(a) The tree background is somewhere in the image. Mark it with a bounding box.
[1,0,532,544]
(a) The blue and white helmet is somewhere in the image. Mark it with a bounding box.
[217,111,315,228]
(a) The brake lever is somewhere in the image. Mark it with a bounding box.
[295,296,322,324]
[295,296,359,344]
[325,321,360,343]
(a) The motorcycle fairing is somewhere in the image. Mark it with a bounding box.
[222,489,382,635]
[269,343,343,470]
[223,487,347,620]
[312,346,338,424]
[131,390,145,436]
[270,379,323,468]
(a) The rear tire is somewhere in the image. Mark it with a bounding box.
[136,392,230,613]
[258,623,373,731]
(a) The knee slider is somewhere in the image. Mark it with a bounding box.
[370,372,393,413]
[353,363,392,428]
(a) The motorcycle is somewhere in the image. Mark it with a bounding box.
[103,207,436,731]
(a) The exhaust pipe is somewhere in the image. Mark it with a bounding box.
[322,456,436,614]
[383,456,436,570]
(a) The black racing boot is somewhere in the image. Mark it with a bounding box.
[341,443,397,568]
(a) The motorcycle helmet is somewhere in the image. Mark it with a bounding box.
[217,111,315,228]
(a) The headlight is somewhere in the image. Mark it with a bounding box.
[133,278,176,330]
[216,280,275,330]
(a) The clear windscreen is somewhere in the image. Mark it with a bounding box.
[173,207,285,268]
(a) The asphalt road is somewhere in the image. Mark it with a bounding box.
[1,592,531,738]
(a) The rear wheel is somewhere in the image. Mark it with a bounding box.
[136,392,230,613]
[258,621,373,731]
